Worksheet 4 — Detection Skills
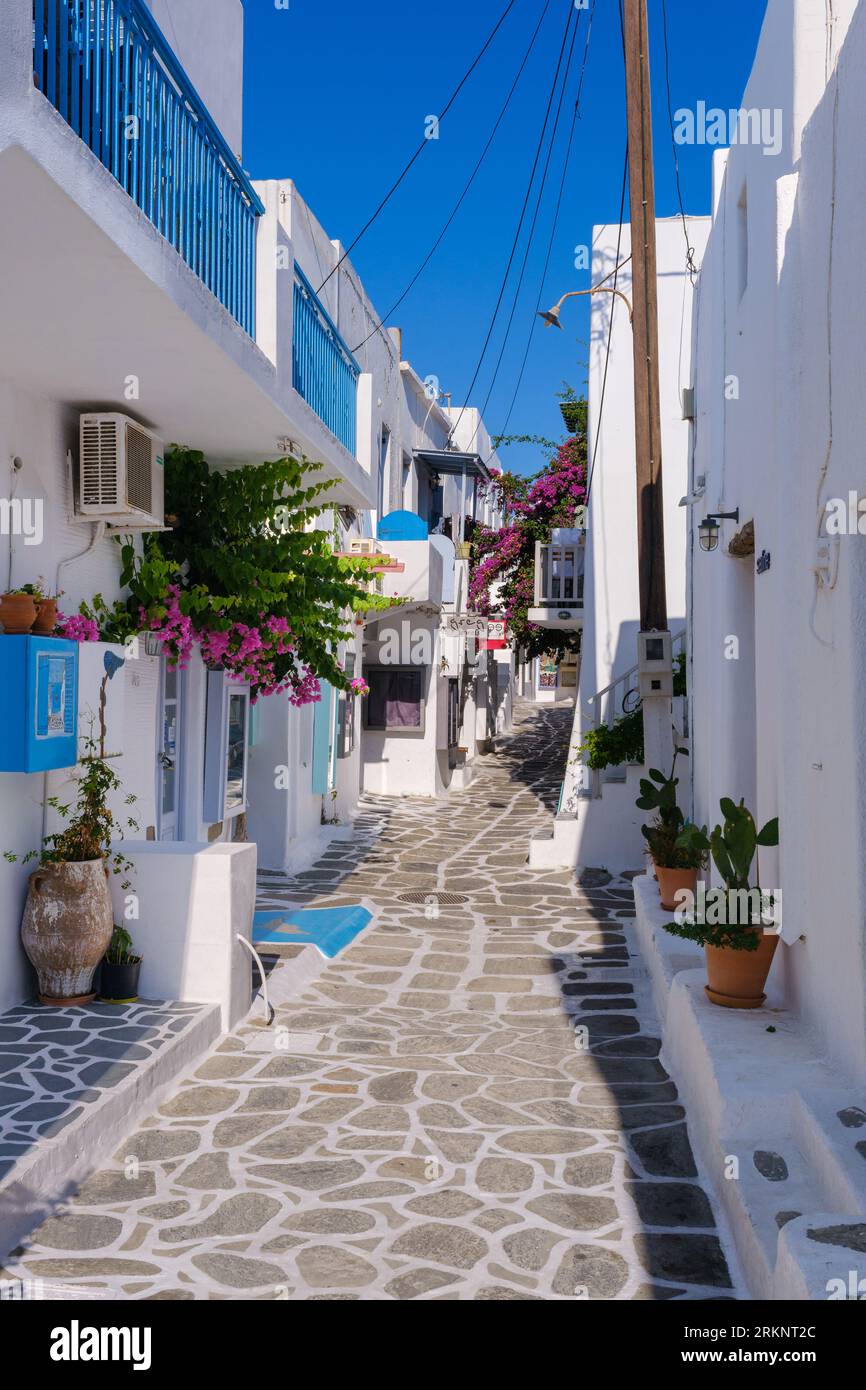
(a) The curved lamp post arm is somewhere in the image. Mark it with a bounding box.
[540,284,634,328]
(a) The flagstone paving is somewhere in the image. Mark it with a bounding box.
[2,701,738,1300]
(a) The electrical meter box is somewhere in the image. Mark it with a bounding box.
[637,630,674,699]
[0,636,79,772]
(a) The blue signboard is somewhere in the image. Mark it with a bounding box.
[0,636,79,773]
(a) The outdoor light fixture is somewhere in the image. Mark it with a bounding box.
[539,281,634,330]
[698,510,740,553]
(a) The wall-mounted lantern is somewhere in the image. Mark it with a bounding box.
[698,510,740,553]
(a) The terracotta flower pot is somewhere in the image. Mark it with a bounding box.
[656,864,699,912]
[32,598,58,635]
[705,931,779,1010]
[21,859,114,1005]
[0,593,37,634]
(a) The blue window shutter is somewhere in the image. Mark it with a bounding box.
[63,656,76,733]
[311,682,333,795]
[36,657,49,737]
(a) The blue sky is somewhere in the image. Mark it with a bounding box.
[241,0,767,476]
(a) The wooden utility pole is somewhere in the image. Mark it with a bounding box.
[623,0,667,633]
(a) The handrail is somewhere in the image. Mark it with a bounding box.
[583,631,686,799]
[118,0,264,214]
[293,262,361,455]
[34,0,263,335]
[584,629,686,716]
[293,263,361,374]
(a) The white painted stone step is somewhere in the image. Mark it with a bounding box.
[718,1132,828,1291]
[0,999,220,1256]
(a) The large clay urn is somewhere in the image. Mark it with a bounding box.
[21,860,113,1005]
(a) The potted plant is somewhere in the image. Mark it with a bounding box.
[663,801,780,1009]
[99,924,142,1004]
[6,731,138,1005]
[0,588,37,634]
[636,752,703,909]
[21,579,62,635]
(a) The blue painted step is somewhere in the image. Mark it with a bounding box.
[252,905,371,959]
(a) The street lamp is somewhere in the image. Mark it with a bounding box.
[539,283,634,329]
[698,510,740,553]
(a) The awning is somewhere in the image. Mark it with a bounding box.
[412,450,492,485]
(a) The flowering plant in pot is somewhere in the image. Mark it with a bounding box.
[662,801,780,1009]
[20,579,63,635]
[5,731,138,1006]
[99,924,142,1004]
[636,750,704,908]
[0,588,38,634]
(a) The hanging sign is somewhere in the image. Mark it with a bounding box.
[440,614,489,636]
[482,617,508,651]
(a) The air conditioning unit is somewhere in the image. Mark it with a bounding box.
[77,413,165,528]
[349,537,381,556]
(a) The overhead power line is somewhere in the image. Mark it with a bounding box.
[465,2,585,453]
[488,0,599,451]
[660,0,697,281]
[316,0,518,295]
[351,0,553,356]
[448,0,576,447]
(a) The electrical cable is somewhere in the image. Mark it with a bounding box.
[585,146,629,511]
[660,0,697,281]
[463,2,584,453]
[350,0,553,356]
[316,0,518,295]
[448,0,576,447]
[487,0,600,452]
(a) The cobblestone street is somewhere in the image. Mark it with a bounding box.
[3,702,738,1300]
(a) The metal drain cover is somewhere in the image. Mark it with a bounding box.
[398,892,469,906]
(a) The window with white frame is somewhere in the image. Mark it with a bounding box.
[363,666,425,732]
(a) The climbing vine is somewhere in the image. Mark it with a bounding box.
[60,450,389,703]
[469,413,588,661]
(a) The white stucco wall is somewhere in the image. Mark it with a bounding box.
[689,0,866,1079]
[580,216,709,735]
[143,0,245,159]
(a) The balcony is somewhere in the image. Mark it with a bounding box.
[292,263,360,456]
[528,530,585,630]
[33,0,264,337]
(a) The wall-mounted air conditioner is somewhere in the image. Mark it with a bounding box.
[76,413,165,529]
[349,537,381,556]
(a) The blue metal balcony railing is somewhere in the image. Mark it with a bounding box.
[292,263,360,457]
[33,0,264,337]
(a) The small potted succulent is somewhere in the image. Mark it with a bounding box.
[99,924,142,1004]
[21,579,62,635]
[636,751,704,909]
[0,588,38,634]
[663,801,780,1009]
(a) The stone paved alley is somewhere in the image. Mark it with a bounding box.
[3,703,737,1300]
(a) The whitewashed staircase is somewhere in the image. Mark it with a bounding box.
[530,634,686,874]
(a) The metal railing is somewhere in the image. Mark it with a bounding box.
[292,263,360,456]
[583,630,686,799]
[33,0,264,336]
[533,537,585,607]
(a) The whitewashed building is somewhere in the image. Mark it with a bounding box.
[530,216,707,871]
[0,0,508,1017]
[632,0,866,1301]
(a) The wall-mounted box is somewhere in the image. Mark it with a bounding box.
[0,636,79,773]
[637,630,674,699]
